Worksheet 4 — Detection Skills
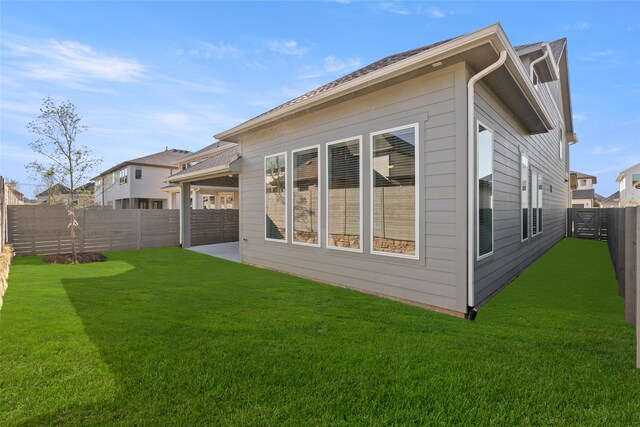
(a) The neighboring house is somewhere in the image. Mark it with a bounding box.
[570,171,597,207]
[178,23,576,318]
[36,183,95,206]
[600,191,620,208]
[163,142,239,209]
[616,162,640,206]
[4,186,25,206]
[93,148,190,209]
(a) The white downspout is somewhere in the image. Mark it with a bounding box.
[529,43,559,82]
[467,50,507,313]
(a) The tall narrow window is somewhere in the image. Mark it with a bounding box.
[371,124,418,258]
[327,137,361,251]
[537,176,543,233]
[532,172,538,236]
[292,146,320,246]
[265,153,287,242]
[477,123,493,258]
[135,167,142,179]
[521,154,529,241]
[559,127,564,160]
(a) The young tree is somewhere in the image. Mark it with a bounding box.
[26,96,102,262]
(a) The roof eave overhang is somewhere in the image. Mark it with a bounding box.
[216,23,554,141]
[166,158,240,184]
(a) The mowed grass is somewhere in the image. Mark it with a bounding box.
[1,238,639,425]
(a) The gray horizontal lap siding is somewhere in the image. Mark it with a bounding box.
[238,63,468,313]
[473,78,568,306]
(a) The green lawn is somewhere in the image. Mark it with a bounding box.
[1,238,639,425]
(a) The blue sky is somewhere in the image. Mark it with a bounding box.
[1,1,639,198]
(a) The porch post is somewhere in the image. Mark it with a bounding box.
[181,183,191,248]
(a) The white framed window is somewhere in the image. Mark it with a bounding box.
[477,121,494,259]
[559,126,564,160]
[135,167,142,179]
[118,168,128,185]
[521,153,529,242]
[537,176,543,234]
[370,123,419,259]
[326,136,362,252]
[265,152,287,242]
[292,145,320,247]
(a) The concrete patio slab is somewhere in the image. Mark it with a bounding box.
[187,242,240,262]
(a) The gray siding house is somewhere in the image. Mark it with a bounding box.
[187,23,575,318]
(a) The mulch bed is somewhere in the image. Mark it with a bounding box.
[43,252,107,264]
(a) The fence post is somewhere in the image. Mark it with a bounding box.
[136,209,142,249]
[616,209,624,296]
[625,207,636,325]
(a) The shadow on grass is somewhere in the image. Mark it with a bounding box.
[19,241,640,425]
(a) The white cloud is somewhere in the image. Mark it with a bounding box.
[298,55,362,80]
[323,55,362,74]
[379,2,411,15]
[3,36,145,85]
[425,7,445,18]
[590,146,622,155]
[178,41,239,59]
[573,112,587,122]
[579,50,615,61]
[267,40,307,56]
[560,22,591,31]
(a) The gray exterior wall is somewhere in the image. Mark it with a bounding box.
[473,73,569,306]
[237,63,470,314]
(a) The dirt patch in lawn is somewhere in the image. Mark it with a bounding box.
[43,252,107,264]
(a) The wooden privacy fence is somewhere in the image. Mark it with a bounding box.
[566,208,608,240]
[190,209,239,246]
[8,205,179,256]
[602,206,640,368]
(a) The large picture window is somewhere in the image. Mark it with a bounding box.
[326,137,361,251]
[537,176,543,234]
[521,154,529,241]
[370,124,418,258]
[477,122,493,258]
[265,153,287,242]
[292,146,320,246]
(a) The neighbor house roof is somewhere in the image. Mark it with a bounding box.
[572,189,595,199]
[215,22,558,141]
[36,182,94,197]
[616,162,640,182]
[601,191,620,205]
[570,170,598,184]
[167,145,240,183]
[94,148,191,179]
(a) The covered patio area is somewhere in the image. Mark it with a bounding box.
[165,144,241,250]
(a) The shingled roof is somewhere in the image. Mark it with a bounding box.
[95,148,191,178]
[515,38,566,66]
[168,145,240,180]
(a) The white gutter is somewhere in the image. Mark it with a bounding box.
[467,50,508,312]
